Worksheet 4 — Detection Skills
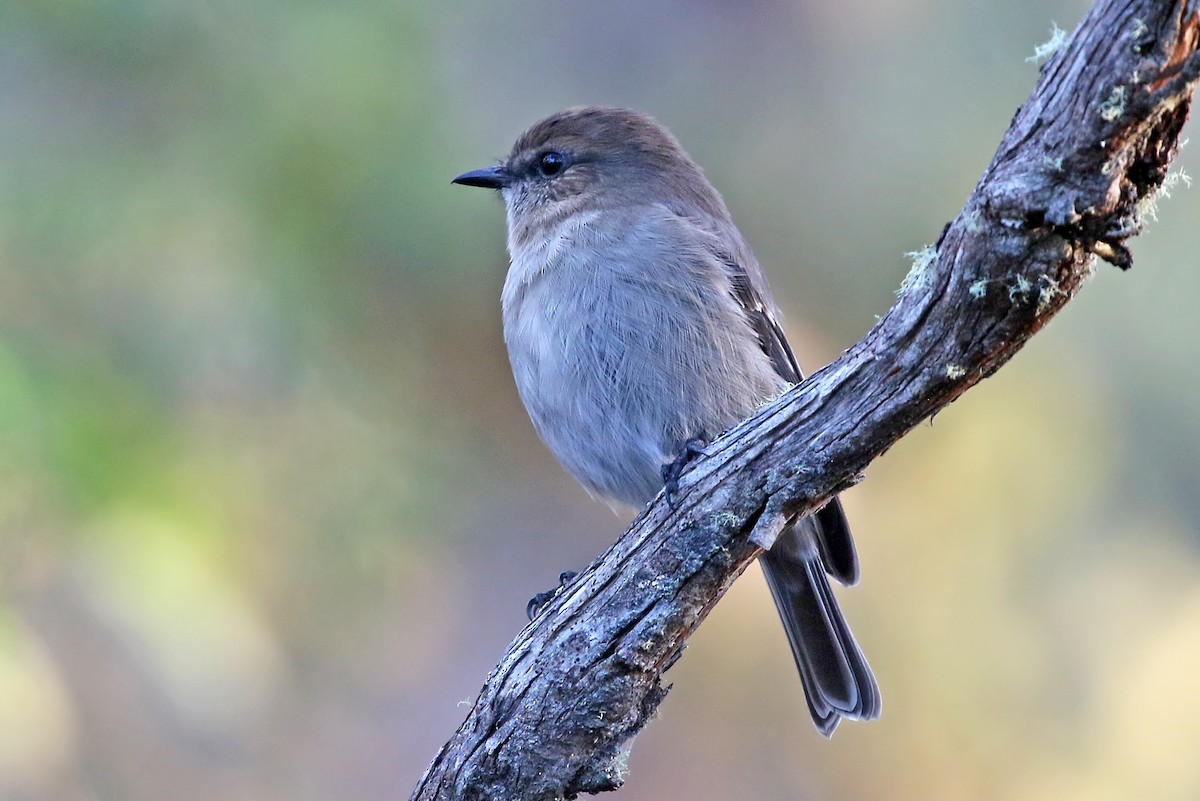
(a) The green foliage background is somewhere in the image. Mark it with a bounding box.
[2,1,1199,799]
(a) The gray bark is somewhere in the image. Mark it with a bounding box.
[412,2,1200,798]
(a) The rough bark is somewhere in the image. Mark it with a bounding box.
[412,2,1200,799]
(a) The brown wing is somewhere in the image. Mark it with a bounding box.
[724,257,804,384]
[717,249,860,586]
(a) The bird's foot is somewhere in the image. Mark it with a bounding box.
[526,570,579,620]
[661,436,709,506]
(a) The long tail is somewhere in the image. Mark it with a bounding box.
[758,498,881,736]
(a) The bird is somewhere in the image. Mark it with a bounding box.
[452,106,880,735]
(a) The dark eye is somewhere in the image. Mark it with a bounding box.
[537,151,565,177]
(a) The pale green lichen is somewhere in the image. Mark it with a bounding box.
[897,244,937,296]
[710,510,740,529]
[1042,155,1065,172]
[1036,276,1065,315]
[946,365,967,380]
[1138,165,1192,223]
[1099,85,1127,121]
[611,741,634,783]
[1008,274,1034,302]
[1027,22,1067,64]
[968,279,989,299]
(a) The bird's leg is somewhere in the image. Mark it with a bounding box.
[526,570,579,620]
[661,436,709,507]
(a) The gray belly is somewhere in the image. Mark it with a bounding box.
[502,260,786,508]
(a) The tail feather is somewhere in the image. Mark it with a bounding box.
[759,516,880,736]
[814,497,859,586]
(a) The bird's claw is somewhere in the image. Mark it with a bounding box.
[526,570,579,620]
[660,436,709,506]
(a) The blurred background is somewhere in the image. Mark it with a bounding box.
[2,0,1199,799]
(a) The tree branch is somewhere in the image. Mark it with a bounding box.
[412,2,1200,798]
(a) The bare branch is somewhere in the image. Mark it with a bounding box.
[412,2,1200,799]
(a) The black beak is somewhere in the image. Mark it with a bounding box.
[451,165,512,189]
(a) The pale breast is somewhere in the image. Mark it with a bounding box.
[501,206,787,508]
